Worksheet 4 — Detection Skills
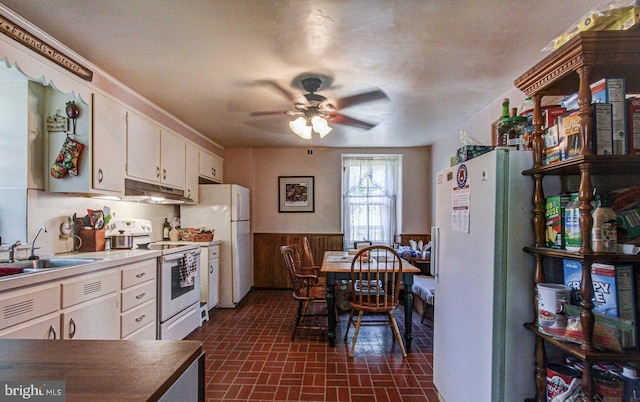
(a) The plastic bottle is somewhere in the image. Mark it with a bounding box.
[622,365,640,402]
[564,199,581,251]
[162,218,171,241]
[591,193,617,253]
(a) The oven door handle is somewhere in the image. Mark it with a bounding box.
[162,253,186,263]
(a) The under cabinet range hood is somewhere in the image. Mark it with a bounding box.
[123,179,192,204]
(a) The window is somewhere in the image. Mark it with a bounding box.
[342,155,401,249]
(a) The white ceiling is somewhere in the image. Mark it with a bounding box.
[1,0,603,148]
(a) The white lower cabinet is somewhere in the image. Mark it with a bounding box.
[0,312,60,339]
[0,258,159,340]
[199,244,220,310]
[60,268,119,340]
[120,259,157,339]
[61,293,119,340]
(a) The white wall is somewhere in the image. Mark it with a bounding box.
[430,87,528,217]
[0,189,176,259]
[224,146,432,236]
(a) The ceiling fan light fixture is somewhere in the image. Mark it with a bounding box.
[289,116,307,134]
[311,115,332,138]
[298,124,313,139]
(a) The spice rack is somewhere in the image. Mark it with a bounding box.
[514,30,640,401]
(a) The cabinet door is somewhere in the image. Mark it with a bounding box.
[185,143,199,203]
[61,293,119,340]
[127,111,161,182]
[92,93,126,193]
[199,150,223,182]
[208,256,219,308]
[0,313,60,340]
[160,129,185,188]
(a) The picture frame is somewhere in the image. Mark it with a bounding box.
[279,176,314,213]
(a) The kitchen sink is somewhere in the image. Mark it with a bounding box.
[0,257,103,273]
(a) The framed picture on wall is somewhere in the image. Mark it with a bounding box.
[279,176,315,213]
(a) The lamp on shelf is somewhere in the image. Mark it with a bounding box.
[289,114,333,139]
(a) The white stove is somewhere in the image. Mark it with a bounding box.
[105,218,153,246]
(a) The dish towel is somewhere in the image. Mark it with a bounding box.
[179,251,198,288]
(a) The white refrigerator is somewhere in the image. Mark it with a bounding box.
[181,184,251,308]
[432,149,535,402]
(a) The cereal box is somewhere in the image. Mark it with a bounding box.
[558,110,581,160]
[564,260,636,319]
[545,193,576,249]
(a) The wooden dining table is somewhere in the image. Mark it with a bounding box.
[320,250,421,350]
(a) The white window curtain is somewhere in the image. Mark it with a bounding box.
[342,156,398,249]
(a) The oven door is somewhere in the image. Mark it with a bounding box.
[160,251,201,322]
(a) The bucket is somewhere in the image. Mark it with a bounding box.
[537,283,571,331]
[546,363,582,401]
[593,369,623,402]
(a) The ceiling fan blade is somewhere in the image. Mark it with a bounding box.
[250,110,296,116]
[329,113,377,130]
[255,80,299,103]
[327,89,388,110]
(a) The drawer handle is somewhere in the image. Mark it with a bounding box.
[135,272,146,278]
[135,314,146,323]
[48,325,57,340]
[210,266,213,273]
[69,318,76,339]
[135,292,146,300]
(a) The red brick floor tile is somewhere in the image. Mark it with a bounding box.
[186,289,435,401]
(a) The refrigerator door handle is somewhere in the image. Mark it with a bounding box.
[431,226,439,281]
[236,191,241,221]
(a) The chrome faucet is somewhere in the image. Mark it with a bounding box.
[29,226,47,260]
[8,241,22,263]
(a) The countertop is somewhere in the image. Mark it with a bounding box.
[0,339,203,401]
[0,248,162,292]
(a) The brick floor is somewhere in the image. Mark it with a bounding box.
[186,289,436,401]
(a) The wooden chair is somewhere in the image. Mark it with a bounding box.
[343,245,407,357]
[301,237,327,286]
[280,245,328,341]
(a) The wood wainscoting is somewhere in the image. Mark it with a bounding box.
[254,233,344,289]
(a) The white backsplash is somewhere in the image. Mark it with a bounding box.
[1,189,176,258]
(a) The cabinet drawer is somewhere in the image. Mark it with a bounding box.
[209,244,220,259]
[121,299,156,338]
[123,322,156,340]
[0,283,60,330]
[121,280,156,312]
[121,259,157,289]
[61,269,118,308]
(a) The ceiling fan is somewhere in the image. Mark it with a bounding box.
[250,74,388,139]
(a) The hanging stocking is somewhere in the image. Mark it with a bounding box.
[50,135,84,178]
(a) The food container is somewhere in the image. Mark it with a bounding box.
[110,232,133,249]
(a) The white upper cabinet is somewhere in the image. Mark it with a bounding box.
[199,149,223,183]
[160,129,186,188]
[185,142,199,203]
[92,93,126,193]
[126,110,161,183]
[126,111,185,189]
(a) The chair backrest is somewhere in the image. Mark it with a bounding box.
[302,236,315,267]
[349,245,403,311]
[280,245,311,300]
